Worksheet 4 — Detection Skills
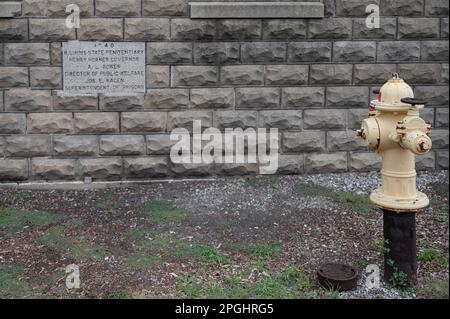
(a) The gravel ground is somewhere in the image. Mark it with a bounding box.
[297,170,449,194]
[339,273,416,299]
[0,170,448,299]
[161,170,448,299]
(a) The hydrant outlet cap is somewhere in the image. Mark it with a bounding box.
[415,136,432,154]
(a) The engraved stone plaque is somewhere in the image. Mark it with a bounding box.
[62,41,146,96]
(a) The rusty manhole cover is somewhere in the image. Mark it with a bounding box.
[317,263,358,292]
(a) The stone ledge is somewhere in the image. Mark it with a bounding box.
[0,178,217,190]
[190,2,324,19]
[0,1,22,18]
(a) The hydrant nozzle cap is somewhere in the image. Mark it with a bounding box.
[414,135,432,154]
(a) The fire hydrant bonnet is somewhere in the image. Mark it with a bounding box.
[375,73,415,110]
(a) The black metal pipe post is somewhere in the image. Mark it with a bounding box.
[383,210,417,284]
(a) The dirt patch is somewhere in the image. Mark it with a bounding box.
[0,172,448,299]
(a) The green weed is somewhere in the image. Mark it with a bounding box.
[416,278,449,299]
[125,227,159,242]
[419,240,449,268]
[228,242,282,259]
[173,244,229,264]
[432,183,449,198]
[144,201,188,224]
[179,265,313,299]
[136,234,228,265]
[429,199,449,222]
[108,290,133,299]
[36,226,108,261]
[0,263,30,298]
[374,236,390,254]
[125,254,163,270]
[245,176,279,188]
[389,270,413,291]
[0,208,59,236]
[294,184,374,214]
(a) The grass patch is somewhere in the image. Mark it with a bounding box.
[255,260,270,272]
[249,276,299,299]
[180,265,314,299]
[389,270,413,291]
[331,192,374,214]
[428,183,449,222]
[419,249,440,263]
[7,193,23,205]
[441,253,449,269]
[429,199,449,222]
[68,240,109,261]
[144,201,188,224]
[40,270,68,297]
[374,236,389,254]
[245,176,279,188]
[173,244,229,264]
[0,208,59,236]
[416,278,449,299]
[180,275,203,298]
[125,227,160,242]
[37,225,65,245]
[125,254,163,270]
[228,242,282,259]
[108,290,133,299]
[136,235,228,265]
[0,263,30,298]
[294,184,374,214]
[137,235,174,252]
[295,184,330,197]
[63,218,84,227]
[418,241,449,268]
[432,183,449,198]
[36,226,108,262]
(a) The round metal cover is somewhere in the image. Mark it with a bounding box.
[317,263,358,292]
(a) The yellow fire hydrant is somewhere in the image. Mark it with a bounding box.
[357,74,432,284]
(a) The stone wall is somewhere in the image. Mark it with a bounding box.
[0,0,449,182]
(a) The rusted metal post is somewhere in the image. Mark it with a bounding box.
[383,210,417,284]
